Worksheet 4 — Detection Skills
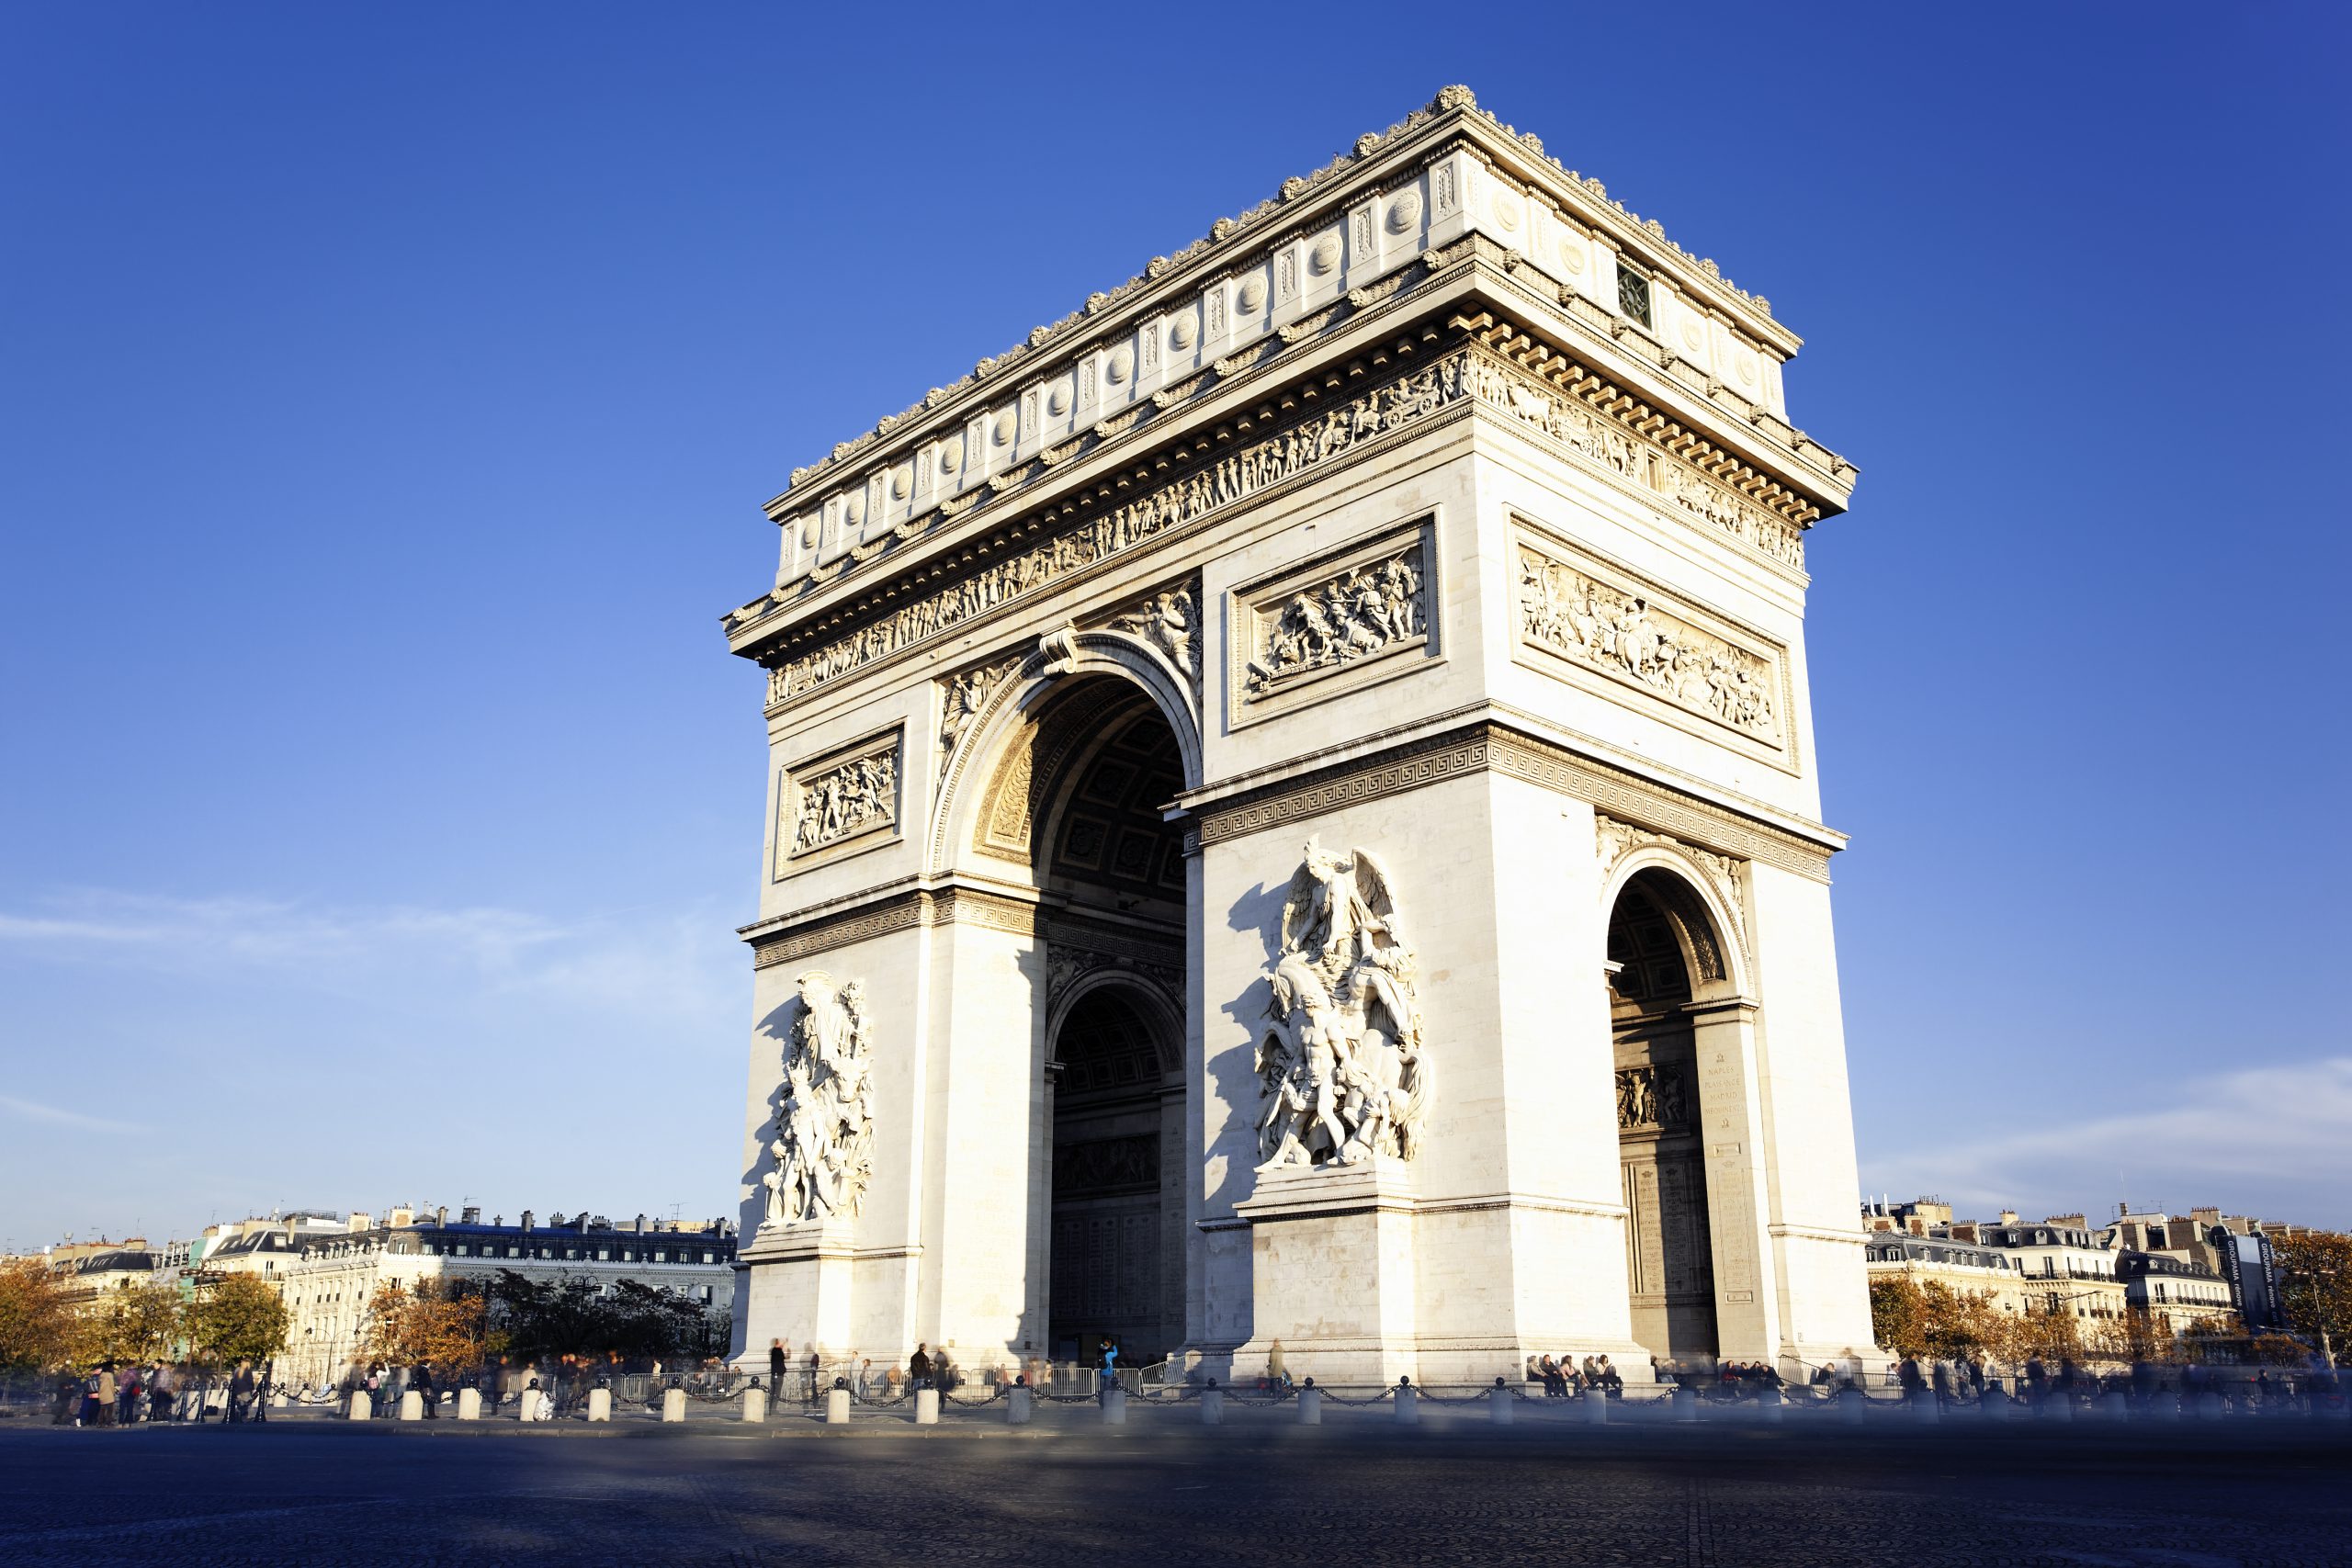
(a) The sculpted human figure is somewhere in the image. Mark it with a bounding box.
[764,971,876,1224]
[1255,840,1429,1171]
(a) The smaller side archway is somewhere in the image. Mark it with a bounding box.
[1044,979,1187,1367]
[1605,864,1736,1367]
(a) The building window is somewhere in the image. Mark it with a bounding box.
[597,1250,611,1262]
[702,1252,714,1265]
[1615,261,1653,330]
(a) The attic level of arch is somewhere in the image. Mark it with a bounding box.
[740,302,1841,714]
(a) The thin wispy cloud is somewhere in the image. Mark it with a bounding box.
[0,1093,145,1135]
[1861,1056,2352,1224]
[0,890,736,1019]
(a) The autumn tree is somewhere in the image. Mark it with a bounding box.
[68,1281,184,1369]
[0,1260,72,1372]
[363,1279,490,1373]
[1996,1300,2085,1371]
[1919,1281,2005,1361]
[1870,1277,1927,1358]
[184,1273,289,1369]
[2271,1229,2352,1364]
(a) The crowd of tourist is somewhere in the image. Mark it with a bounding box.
[47,1360,269,1426]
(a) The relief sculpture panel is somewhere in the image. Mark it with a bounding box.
[1516,527,1789,761]
[782,731,901,865]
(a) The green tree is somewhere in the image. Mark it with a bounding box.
[487,1269,720,1364]
[2272,1229,2352,1364]
[0,1260,72,1371]
[184,1273,289,1368]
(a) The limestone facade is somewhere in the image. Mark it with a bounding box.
[723,87,1877,1384]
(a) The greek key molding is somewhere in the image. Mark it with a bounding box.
[1192,720,1832,882]
[747,885,1042,968]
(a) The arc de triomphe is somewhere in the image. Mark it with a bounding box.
[721,87,1877,1385]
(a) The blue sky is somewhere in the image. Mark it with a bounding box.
[3,4,2346,1248]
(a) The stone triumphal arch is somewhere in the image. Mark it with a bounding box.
[723,87,1878,1384]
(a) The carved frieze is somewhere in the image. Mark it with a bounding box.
[784,733,900,863]
[1456,350,1805,567]
[759,337,1810,712]
[1615,1066,1689,1131]
[762,971,876,1226]
[763,353,1473,709]
[1517,536,1781,746]
[1240,536,1428,705]
[1255,840,1430,1171]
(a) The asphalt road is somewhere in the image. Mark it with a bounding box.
[3,1415,2348,1565]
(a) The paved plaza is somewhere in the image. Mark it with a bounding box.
[4,1403,2348,1566]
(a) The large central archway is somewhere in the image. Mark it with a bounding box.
[964,672,1193,1370]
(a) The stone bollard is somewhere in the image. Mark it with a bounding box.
[662,1388,686,1423]
[1582,1389,1609,1425]
[458,1389,481,1421]
[1007,1383,1033,1425]
[1201,1382,1223,1426]
[1838,1387,1864,1426]
[2044,1393,2074,1423]
[1672,1386,1698,1424]
[1394,1378,1419,1425]
[1913,1396,1939,1425]
[1758,1387,1782,1424]
[271,1391,288,1409]
[399,1391,424,1422]
[1489,1379,1514,1426]
[587,1387,612,1422]
[914,1387,940,1425]
[826,1385,851,1425]
[1101,1385,1127,1426]
[742,1385,767,1423]
[1297,1381,1321,1425]
[348,1390,372,1421]
[1982,1387,2012,1421]
[2103,1391,2130,1423]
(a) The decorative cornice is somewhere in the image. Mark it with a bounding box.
[769,87,1783,507]
[728,87,1823,641]
[746,883,1040,968]
[1192,718,1834,882]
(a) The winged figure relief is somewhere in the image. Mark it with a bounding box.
[1256,838,1430,1170]
[763,971,877,1225]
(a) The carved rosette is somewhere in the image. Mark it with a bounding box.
[763,971,876,1227]
[1254,838,1430,1171]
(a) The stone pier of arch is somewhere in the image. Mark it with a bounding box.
[721,87,1882,1389]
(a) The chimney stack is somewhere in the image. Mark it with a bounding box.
[460,1205,481,1224]
[521,1211,535,1232]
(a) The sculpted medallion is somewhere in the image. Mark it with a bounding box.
[1254,839,1430,1170]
